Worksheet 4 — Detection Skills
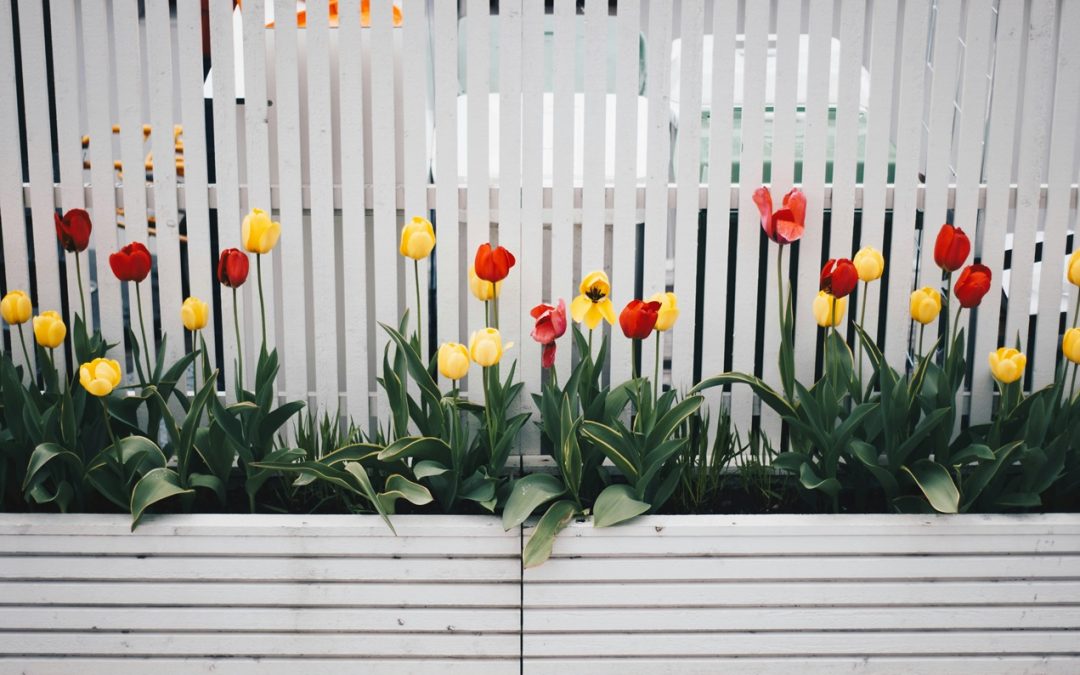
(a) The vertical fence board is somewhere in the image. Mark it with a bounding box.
[402,0,430,360]
[551,0,575,378]
[466,0,490,351]
[829,0,865,259]
[581,0,607,279]
[433,0,461,381]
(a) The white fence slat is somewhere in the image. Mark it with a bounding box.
[339,0,370,425]
[305,0,339,411]
[1006,0,1057,353]
[671,0,704,392]
[551,0,575,378]
[698,0,737,404]
[176,0,217,379]
[581,0,607,279]
[918,0,963,350]
[402,0,430,361]
[210,0,246,395]
[610,0,641,388]
[16,0,58,376]
[793,0,834,382]
[0,0,30,375]
[731,0,768,429]
[882,0,931,365]
[81,2,124,353]
[48,0,86,350]
[433,0,461,380]
[466,0,489,356]
[859,0,898,357]
[145,0,184,372]
[0,659,517,675]
[829,0,865,259]
[272,0,309,404]
[1033,0,1080,386]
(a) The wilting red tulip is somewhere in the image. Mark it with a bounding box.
[819,258,859,299]
[54,208,92,252]
[934,224,971,273]
[217,248,250,288]
[474,243,516,283]
[954,264,991,308]
[753,187,806,245]
[109,242,152,283]
[530,300,567,368]
[619,299,661,340]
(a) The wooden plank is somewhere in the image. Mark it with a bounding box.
[305,0,339,411]
[610,0,641,387]
[402,0,431,361]
[0,659,519,675]
[466,0,490,351]
[670,0,704,392]
[581,0,607,279]
[882,0,930,364]
[433,0,461,377]
[828,0,866,259]
[272,0,309,404]
[523,657,1080,675]
[338,0,370,425]
[176,0,217,374]
[550,0,575,377]
[970,0,1025,422]
[145,0,184,371]
[1032,0,1080,385]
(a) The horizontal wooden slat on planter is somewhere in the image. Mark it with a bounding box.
[522,514,1080,672]
[0,515,520,673]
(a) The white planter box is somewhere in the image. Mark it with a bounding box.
[522,514,1080,674]
[3,513,1079,673]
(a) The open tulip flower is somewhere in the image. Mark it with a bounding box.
[109,242,152,283]
[853,247,885,283]
[54,208,92,253]
[80,357,122,397]
[934,224,971,273]
[32,311,66,350]
[530,300,567,369]
[571,270,616,330]
[399,216,436,260]
[954,264,991,308]
[989,347,1025,384]
[241,208,282,255]
[753,186,806,245]
[1,290,32,325]
[820,259,858,299]
[474,243,516,284]
[438,342,471,381]
[469,327,512,368]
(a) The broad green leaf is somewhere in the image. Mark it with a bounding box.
[377,474,434,513]
[902,459,960,514]
[413,460,450,479]
[377,436,452,463]
[130,468,194,529]
[691,372,797,419]
[23,443,82,491]
[848,440,899,498]
[523,500,578,568]
[189,472,226,504]
[592,484,651,528]
[950,443,995,465]
[581,421,638,480]
[798,462,841,498]
[502,474,567,530]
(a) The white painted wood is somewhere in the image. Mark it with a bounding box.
[581,0,607,281]
[828,0,865,260]
[551,0,576,378]
[670,0,704,393]
[403,0,431,362]
[0,660,518,675]
[272,0,309,405]
[522,657,1080,675]
[0,2,29,365]
[433,0,461,376]
[466,0,490,352]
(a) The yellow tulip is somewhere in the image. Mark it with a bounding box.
[79,358,123,397]
[1069,249,1080,287]
[650,292,679,331]
[241,207,281,254]
[469,265,501,301]
[399,216,436,260]
[32,311,66,349]
[438,342,470,380]
[570,270,616,330]
[988,347,1026,384]
[469,327,512,367]
[910,287,942,325]
[853,246,885,282]
[181,296,210,331]
[812,291,847,327]
[0,290,32,324]
[1063,328,1080,365]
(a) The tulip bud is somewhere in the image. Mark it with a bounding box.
[649,292,679,331]
[1,290,32,325]
[109,242,153,283]
[181,296,210,331]
[853,247,885,282]
[469,265,501,301]
[1063,328,1080,365]
[812,291,847,327]
[469,327,511,367]
[399,216,436,260]
[217,248,250,288]
[32,311,66,349]
[54,208,93,253]
[910,287,942,325]
[241,208,282,254]
[988,347,1026,384]
[820,259,859,298]
[619,299,661,340]
[1067,249,1080,287]
[954,264,992,308]
[934,224,970,273]
[474,243,516,283]
[437,342,470,380]
[79,357,122,397]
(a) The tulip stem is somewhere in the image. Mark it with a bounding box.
[942,272,952,362]
[491,283,499,329]
[857,280,869,389]
[654,331,660,399]
[588,329,593,356]
[413,260,423,353]
[75,252,87,323]
[16,323,32,383]
[776,246,786,339]
[631,340,639,380]
[135,283,153,382]
[190,330,198,395]
[257,254,267,351]
[100,398,119,451]
[232,287,243,392]
[918,324,926,361]
[950,305,963,357]
[1072,293,1080,329]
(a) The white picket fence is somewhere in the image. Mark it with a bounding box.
[1,0,1079,455]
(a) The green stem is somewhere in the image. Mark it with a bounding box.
[950,305,963,355]
[233,287,243,391]
[942,272,952,362]
[1072,292,1080,328]
[16,323,32,383]
[491,283,499,329]
[413,259,423,351]
[654,330,660,398]
[632,339,639,380]
[858,280,869,388]
[100,398,119,451]
[776,245,785,339]
[191,330,199,395]
[257,253,267,350]
[75,251,87,323]
[1070,362,1077,401]
[135,282,153,381]
[588,328,593,356]
[919,323,926,361]
[485,299,490,327]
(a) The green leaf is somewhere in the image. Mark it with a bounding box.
[798,462,841,498]
[130,468,194,529]
[189,472,226,504]
[950,443,995,465]
[523,500,578,568]
[902,459,960,514]
[343,462,394,531]
[377,436,452,463]
[592,484,651,528]
[645,395,703,451]
[414,459,449,479]
[23,443,82,491]
[580,421,638,480]
[848,440,899,498]
[502,474,567,530]
[258,400,306,444]
[691,372,797,419]
[377,474,434,513]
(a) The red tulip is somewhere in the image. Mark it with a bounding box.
[619,299,661,340]
[934,224,970,273]
[217,248,249,288]
[54,208,92,253]
[819,258,859,299]
[109,242,153,283]
[474,243,516,283]
[954,264,991,308]
[753,186,806,245]
[530,300,567,368]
